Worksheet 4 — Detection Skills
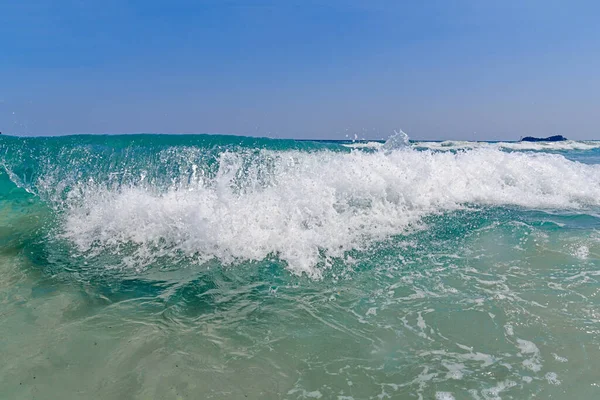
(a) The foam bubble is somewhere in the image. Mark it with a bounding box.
[552,353,568,363]
[442,362,465,380]
[545,372,561,385]
[287,388,323,398]
[480,380,518,399]
[516,339,539,354]
[516,339,542,372]
[572,245,589,260]
[435,392,456,400]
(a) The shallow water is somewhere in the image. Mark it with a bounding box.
[1,134,600,399]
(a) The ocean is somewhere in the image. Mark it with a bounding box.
[1,132,600,399]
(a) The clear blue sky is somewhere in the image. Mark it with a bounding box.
[1,0,599,139]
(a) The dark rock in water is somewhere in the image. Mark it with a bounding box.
[521,135,567,142]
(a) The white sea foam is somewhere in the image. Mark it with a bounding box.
[572,245,589,260]
[552,353,568,363]
[544,372,561,385]
[58,145,600,277]
[442,362,465,380]
[480,380,518,399]
[516,339,542,372]
[342,142,383,149]
[435,392,456,400]
[414,140,600,152]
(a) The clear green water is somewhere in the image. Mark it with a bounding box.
[1,134,600,399]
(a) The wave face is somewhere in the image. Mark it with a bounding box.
[2,134,600,277]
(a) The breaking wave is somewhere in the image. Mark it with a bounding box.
[2,133,600,277]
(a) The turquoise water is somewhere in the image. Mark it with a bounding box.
[1,133,600,399]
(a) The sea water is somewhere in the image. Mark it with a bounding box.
[1,133,600,399]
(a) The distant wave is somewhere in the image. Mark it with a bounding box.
[413,140,600,151]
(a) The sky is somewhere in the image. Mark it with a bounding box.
[1,0,599,140]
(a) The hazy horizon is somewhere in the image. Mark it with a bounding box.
[2,1,599,140]
[0,131,591,143]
